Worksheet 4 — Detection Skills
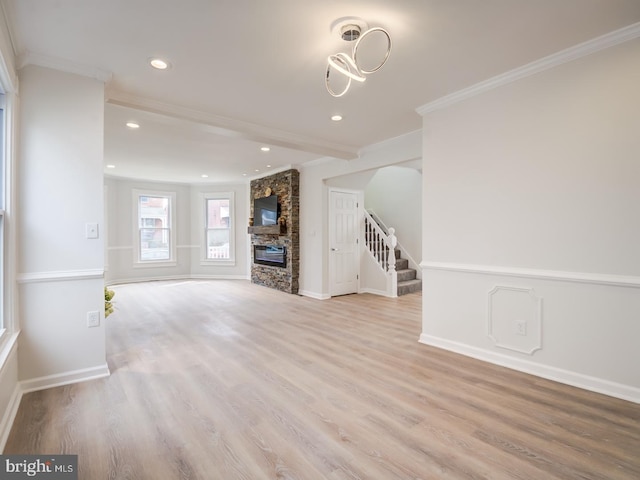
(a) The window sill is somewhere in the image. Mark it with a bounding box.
[0,330,19,374]
[200,259,236,267]
[133,261,178,269]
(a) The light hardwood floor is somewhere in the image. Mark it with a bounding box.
[5,280,640,479]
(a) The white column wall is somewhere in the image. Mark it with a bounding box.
[420,38,640,401]
[17,65,107,383]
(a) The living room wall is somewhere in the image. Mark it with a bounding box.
[419,37,640,402]
[298,131,422,299]
[104,177,249,284]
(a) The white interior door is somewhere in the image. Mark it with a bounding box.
[329,189,359,296]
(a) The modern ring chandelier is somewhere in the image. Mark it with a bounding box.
[325,17,392,97]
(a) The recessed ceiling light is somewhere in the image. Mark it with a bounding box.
[266,164,272,168]
[126,122,140,129]
[261,146,270,152]
[255,169,260,172]
[201,174,209,178]
[242,173,247,176]
[149,58,170,70]
[106,164,116,169]
[331,115,343,121]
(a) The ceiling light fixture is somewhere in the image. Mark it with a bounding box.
[126,122,140,129]
[260,146,270,152]
[325,17,391,97]
[201,174,209,178]
[106,164,116,169]
[331,115,343,122]
[149,58,170,70]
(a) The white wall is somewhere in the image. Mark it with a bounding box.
[105,177,249,283]
[299,131,422,298]
[17,65,108,384]
[420,38,640,402]
[365,165,422,266]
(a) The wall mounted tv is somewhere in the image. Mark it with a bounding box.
[254,195,279,226]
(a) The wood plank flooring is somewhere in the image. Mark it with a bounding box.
[5,280,640,479]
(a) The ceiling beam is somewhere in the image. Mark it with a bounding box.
[106,90,359,160]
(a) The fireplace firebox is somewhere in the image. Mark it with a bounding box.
[254,245,287,268]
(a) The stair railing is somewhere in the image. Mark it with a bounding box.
[364,210,398,297]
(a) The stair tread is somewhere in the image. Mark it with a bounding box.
[397,278,422,296]
[395,259,409,267]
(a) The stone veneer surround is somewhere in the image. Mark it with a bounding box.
[250,169,299,294]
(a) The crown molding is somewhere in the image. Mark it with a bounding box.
[106,90,358,161]
[248,164,296,181]
[417,22,640,116]
[17,51,113,83]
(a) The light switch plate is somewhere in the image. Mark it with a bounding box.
[87,311,100,327]
[86,223,99,239]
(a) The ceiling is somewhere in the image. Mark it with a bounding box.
[3,0,640,184]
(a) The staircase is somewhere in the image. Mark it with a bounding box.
[363,210,421,297]
[394,249,422,296]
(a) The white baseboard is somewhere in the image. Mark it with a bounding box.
[1,364,111,452]
[419,334,640,404]
[0,384,22,452]
[106,274,191,285]
[106,274,249,286]
[298,290,330,300]
[359,287,394,297]
[20,364,111,394]
[189,274,250,280]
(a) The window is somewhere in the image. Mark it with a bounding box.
[133,190,176,266]
[0,94,5,332]
[203,192,234,264]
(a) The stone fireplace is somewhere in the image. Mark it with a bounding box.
[249,169,299,294]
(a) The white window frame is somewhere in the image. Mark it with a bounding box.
[201,191,235,265]
[0,90,17,349]
[132,189,177,267]
[0,94,5,338]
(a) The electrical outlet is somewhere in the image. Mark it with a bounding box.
[515,320,527,336]
[87,311,100,327]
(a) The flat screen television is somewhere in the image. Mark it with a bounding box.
[254,195,278,226]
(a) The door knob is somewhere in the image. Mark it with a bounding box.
[331,248,339,251]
